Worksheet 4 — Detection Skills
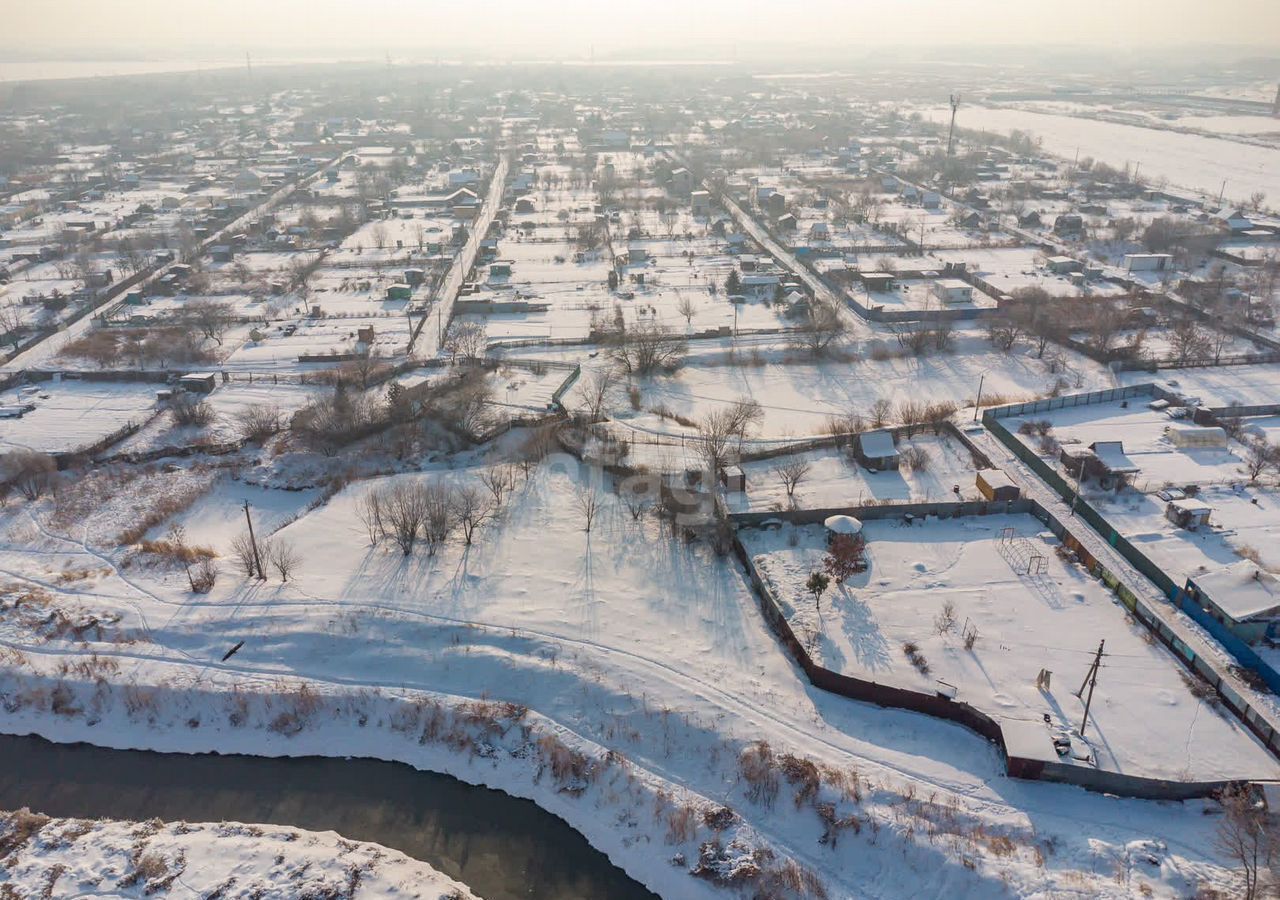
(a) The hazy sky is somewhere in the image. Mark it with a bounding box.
[5,0,1280,58]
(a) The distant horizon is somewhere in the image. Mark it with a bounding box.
[4,0,1280,61]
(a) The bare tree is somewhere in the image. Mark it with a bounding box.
[773,458,811,502]
[986,313,1022,352]
[3,451,56,500]
[791,301,845,356]
[1167,317,1213,366]
[1240,438,1280,484]
[356,488,385,544]
[676,293,697,327]
[480,464,516,507]
[181,299,234,347]
[1214,785,1275,900]
[575,481,603,533]
[444,321,488,363]
[0,304,25,352]
[383,482,429,555]
[870,398,893,429]
[422,481,459,553]
[603,321,687,375]
[230,531,261,578]
[619,477,655,521]
[580,367,618,421]
[270,540,301,581]
[696,410,736,476]
[1084,300,1126,354]
[453,484,493,545]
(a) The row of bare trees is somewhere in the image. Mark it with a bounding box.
[356,470,517,556]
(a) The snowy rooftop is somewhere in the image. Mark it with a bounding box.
[1191,561,1280,623]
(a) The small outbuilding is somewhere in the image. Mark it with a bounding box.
[719,465,745,493]
[178,372,217,394]
[931,278,973,305]
[1165,498,1212,531]
[976,468,1021,502]
[856,429,900,471]
[857,271,896,293]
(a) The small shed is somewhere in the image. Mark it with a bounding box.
[1165,498,1212,531]
[178,372,217,394]
[857,429,900,471]
[1168,425,1227,450]
[857,271,896,292]
[719,465,745,493]
[931,278,973,305]
[386,283,413,301]
[975,468,1020,502]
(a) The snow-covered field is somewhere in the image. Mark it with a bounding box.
[615,335,1110,437]
[1120,364,1280,408]
[922,105,1280,203]
[742,517,1279,781]
[0,809,477,899]
[726,434,983,512]
[0,457,1261,898]
[0,381,159,454]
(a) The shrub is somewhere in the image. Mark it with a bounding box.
[170,392,215,427]
[903,641,930,675]
[2,450,57,501]
[738,741,780,808]
[778,754,820,809]
[238,403,282,442]
[901,445,932,471]
[189,557,218,593]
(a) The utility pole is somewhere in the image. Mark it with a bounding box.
[1075,640,1105,736]
[972,373,985,422]
[242,500,264,580]
[1218,179,1228,207]
[946,94,960,158]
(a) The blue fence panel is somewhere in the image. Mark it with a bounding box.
[1174,593,1280,694]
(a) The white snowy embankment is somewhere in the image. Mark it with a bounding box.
[0,808,477,899]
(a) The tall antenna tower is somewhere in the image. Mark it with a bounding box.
[245,51,252,78]
[946,93,960,157]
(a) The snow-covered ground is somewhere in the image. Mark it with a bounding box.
[0,809,477,899]
[742,517,1279,781]
[614,335,1110,437]
[1121,364,1280,408]
[921,105,1280,204]
[0,454,1264,899]
[726,434,983,512]
[0,381,159,454]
